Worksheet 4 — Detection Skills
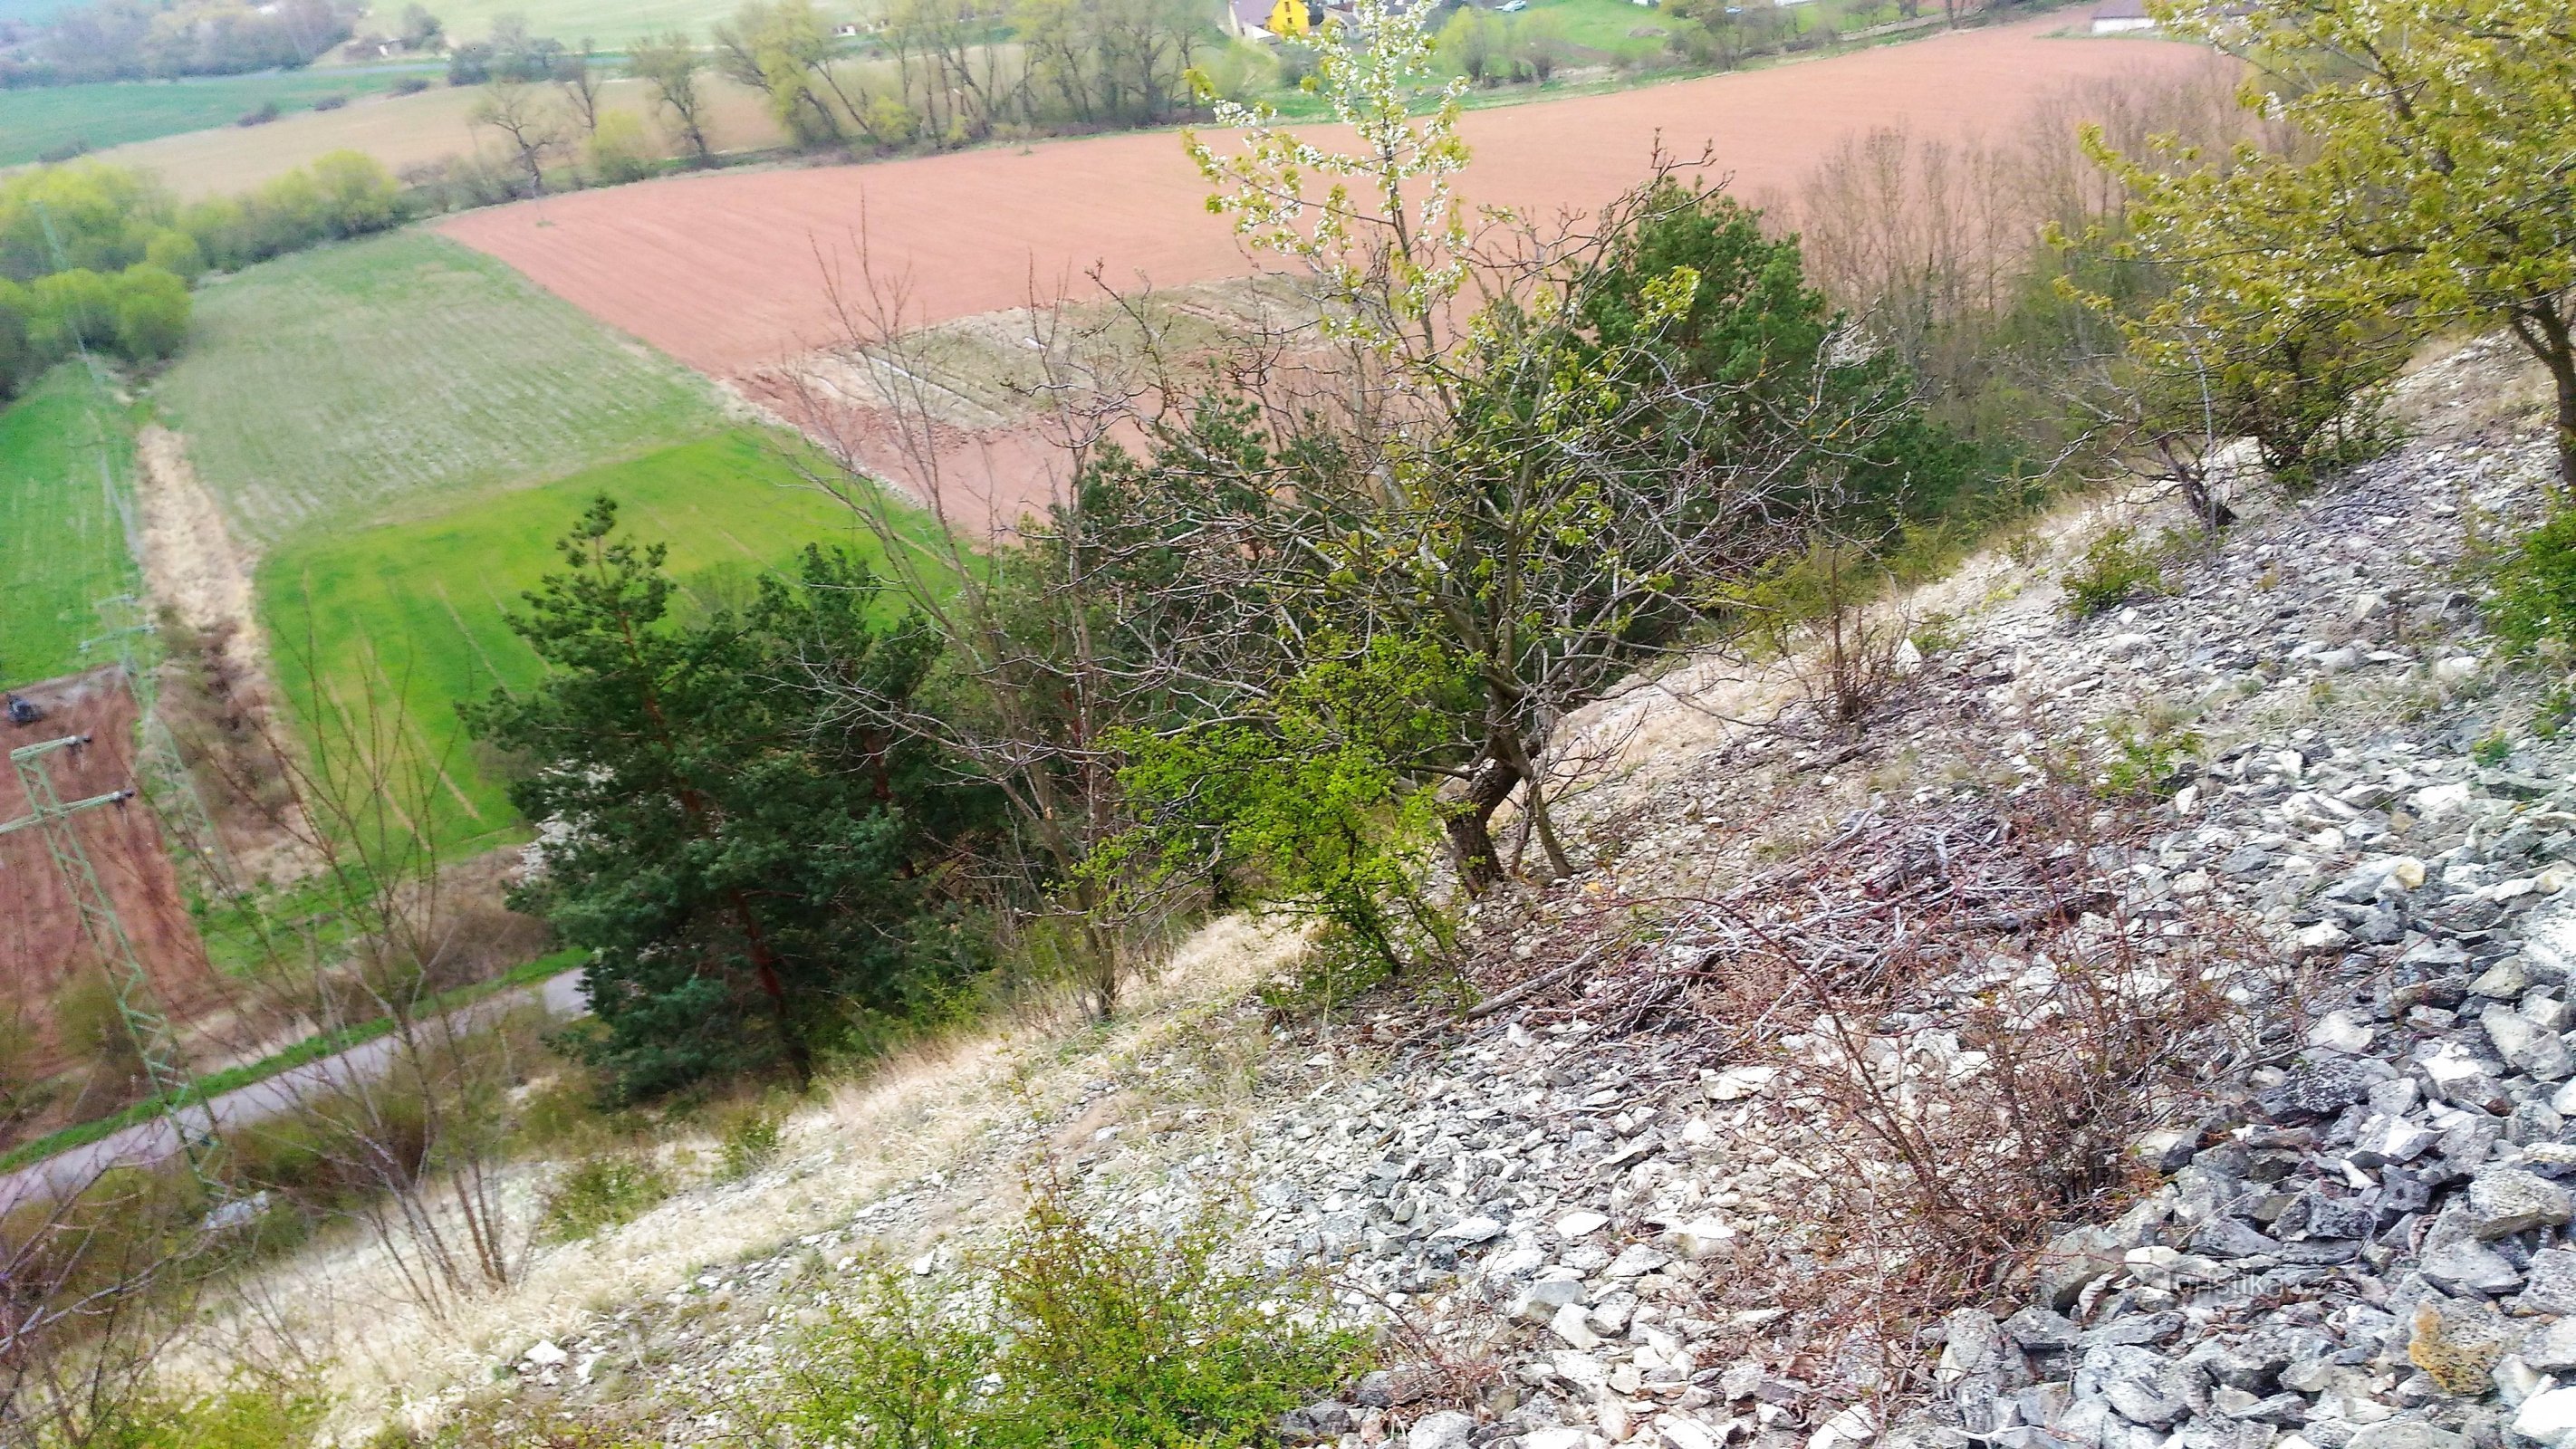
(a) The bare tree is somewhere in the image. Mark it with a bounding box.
[0,1165,205,1446]
[555,37,606,137]
[472,79,569,195]
[630,31,716,161]
[771,256,1177,1016]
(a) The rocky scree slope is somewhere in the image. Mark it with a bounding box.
[489,349,2576,1449]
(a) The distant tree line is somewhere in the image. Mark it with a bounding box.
[0,154,402,398]
[0,0,356,88]
[706,0,1216,155]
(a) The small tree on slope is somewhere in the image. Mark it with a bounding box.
[2095,0,2576,493]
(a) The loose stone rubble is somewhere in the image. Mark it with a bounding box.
[488,353,2576,1449]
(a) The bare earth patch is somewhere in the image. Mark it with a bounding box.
[133,425,318,882]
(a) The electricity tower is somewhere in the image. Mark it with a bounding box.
[1,735,222,1186]
[87,596,239,904]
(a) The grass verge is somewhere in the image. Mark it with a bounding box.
[0,949,582,1173]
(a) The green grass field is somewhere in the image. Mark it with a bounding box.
[1523,0,1682,59]
[156,230,732,547]
[421,0,852,46]
[0,365,139,691]
[257,430,907,854]
[0,70,441,168]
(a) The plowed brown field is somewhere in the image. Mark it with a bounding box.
[1,669,223,1081]
[441,19,2210,378]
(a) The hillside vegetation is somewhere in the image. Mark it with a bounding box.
[156,229,730,545]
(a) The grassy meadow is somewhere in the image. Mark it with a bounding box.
[0,70,437,168]
[421,0,842,46]
[156,230,731,547]
[0,365,139,690]
[256,430,909,854]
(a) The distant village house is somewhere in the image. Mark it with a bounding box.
[2090,0,2157,33]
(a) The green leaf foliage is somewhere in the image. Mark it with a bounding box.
[464,496,997,1099]
[783,1181,1367,1449]
[1110,635,1467,983]
[2103,0,2576,488]
[1581,178,1981,521]
[2485,510,2576,656]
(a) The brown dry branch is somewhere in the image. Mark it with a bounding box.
[1505,788,2264,1412]
[171,628,539,1321]
[0,1163,207,1444]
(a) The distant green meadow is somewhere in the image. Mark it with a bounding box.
[158,230,731,549]
[0,364,139,690]
[0,70,436,167]
[144,225,926,853]
[416,0,843,47]
[257,430,909,854]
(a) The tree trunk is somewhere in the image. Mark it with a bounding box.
[2551,350,2576,499]
[2510,300,2576,497]
[733,889,812,1089]
[1446,755,1520,895]
[1523,777,1574,881]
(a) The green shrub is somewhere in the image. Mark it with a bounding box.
[785,1271,995,1449]
[714,1104,784,1180]
[783,1181,1367,1449]
[2485,510,2576,655]
[2062,525,2167,618]
[93,1378,331,1449]
[1909,609,1966,658]
[2099,710,2202,800]
[536,1151,669,1243]
[586,111,657,186]
[143,228,207,282]
[112,264,189,360]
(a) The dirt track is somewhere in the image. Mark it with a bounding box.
[0,669,223,1080]
[440,18,2214,379]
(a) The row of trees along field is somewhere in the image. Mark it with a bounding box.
[0,0,354,87]
[453,0,2575,1104]
[0,154,403,397]
[409,0,1221,203]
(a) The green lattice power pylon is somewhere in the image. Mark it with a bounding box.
[1,734,221,1187]
[87,596,239,904]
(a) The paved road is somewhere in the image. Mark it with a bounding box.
[0,969,585,1212]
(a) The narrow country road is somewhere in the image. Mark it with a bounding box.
[0,969,585,1212]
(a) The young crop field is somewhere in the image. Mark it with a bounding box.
[155,229,733,548]
[256,429,914,854]
[0,69,439,168]
[0,365,139,691]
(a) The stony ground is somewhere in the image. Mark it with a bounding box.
[389,336,2576,1449]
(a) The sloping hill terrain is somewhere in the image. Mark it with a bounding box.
[187,338,2576,1449]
